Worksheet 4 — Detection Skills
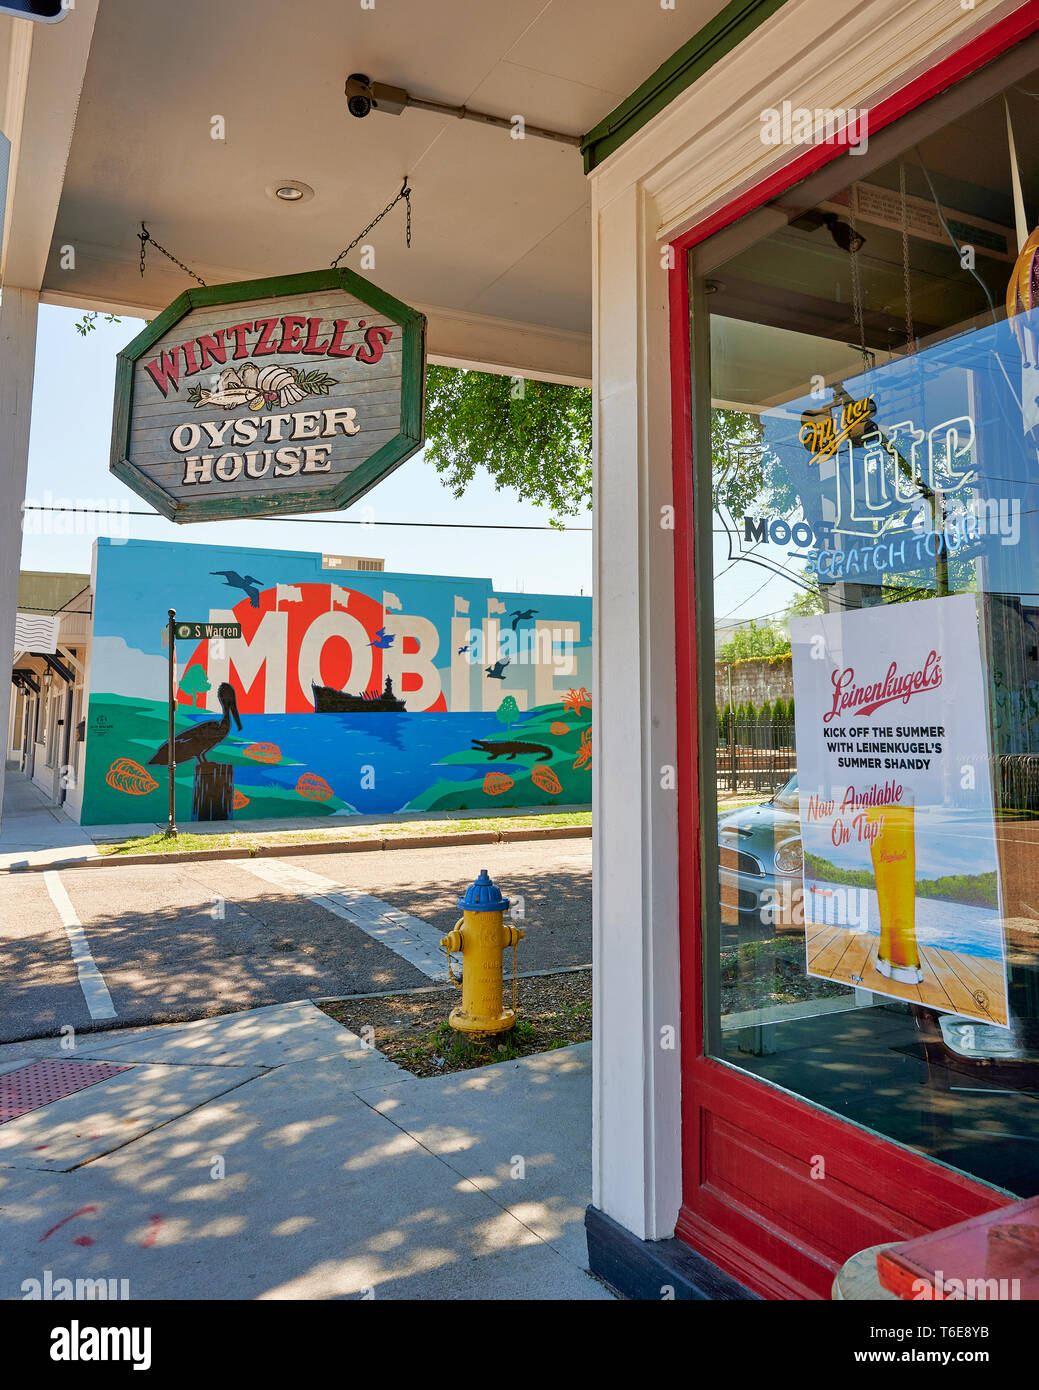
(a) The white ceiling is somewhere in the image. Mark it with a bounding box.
[36,0,728,369]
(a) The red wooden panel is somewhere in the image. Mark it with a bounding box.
[702,1111,913,1261]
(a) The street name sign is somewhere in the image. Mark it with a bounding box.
[174,621,243,642]
[111,267,425,523]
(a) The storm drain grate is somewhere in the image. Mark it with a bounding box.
[0,1059,132,1124]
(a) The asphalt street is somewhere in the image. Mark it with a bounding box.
[0,839,591,1043]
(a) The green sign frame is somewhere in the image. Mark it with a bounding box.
[111,266,426,523]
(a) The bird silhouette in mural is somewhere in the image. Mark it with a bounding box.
[211,571,264,608]
[368,627,395,650]
[147,683,242,767]
[485,657,511,680]
[457,643,470,655]
[509,608,538,630]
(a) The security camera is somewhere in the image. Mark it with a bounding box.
[346,73,409,119]
[346,73,374,118]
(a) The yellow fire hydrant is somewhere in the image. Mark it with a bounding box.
[440,869,524,1037]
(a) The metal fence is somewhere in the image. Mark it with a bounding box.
[717,717,796,794]
[997,755,1039,812]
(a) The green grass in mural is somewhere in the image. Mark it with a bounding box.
[80,693,354,825]
[405,700,592,812]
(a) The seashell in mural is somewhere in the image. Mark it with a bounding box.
[243,742,281,763]
[549,721,569,735]
[233,790,250,810]
[482,771,514,797]
[530,764,562,795]
[297,773,334,801]
[106,758,159,796]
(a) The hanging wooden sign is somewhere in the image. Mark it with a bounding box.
[111,267,425,522]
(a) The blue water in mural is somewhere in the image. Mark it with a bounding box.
[181,708,524,813]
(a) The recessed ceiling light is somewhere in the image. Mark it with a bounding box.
[266,180,315,204]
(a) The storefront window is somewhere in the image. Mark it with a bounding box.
[694,62,1039,1195]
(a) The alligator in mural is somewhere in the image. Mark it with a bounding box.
[470,737,554,761]
[312,675,407,713]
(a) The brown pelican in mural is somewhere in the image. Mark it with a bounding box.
[148,682,242,766]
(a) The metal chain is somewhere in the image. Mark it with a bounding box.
[847,184,871,370]
[138,223,207,286]
[331,177,411,269]
[899,162,915,354]
[444,945,462,989]
[444,917,463,991]
[137,179,411,288]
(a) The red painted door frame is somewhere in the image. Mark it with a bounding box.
[667,4,1039,1300]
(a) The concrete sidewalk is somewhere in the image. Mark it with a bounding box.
[0,1001,610,1300]
[0,768,99,871]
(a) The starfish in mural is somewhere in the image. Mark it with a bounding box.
[562,686,592,717]
[573,727,592,770]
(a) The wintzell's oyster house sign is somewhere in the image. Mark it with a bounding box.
[111,268,425,522]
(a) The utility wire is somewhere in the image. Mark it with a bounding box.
[21,505,590,533]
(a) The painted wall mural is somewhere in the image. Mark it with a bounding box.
[80,538,592,826]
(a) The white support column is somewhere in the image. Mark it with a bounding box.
[0,286,39,826]
[591,177,681,1241]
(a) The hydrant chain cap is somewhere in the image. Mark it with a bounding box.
[457,868,510,913]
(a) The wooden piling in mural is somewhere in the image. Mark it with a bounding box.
[193,763,234,821]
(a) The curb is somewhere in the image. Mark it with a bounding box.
[3,823,592,873]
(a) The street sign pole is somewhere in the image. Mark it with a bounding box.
[166,608,177,838]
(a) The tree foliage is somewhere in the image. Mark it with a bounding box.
[718,622,792,663]
[75,311,122,336]
[495,695,520,728]
[422,368,790,524]
[424,366,592,522]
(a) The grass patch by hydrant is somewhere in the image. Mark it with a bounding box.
[319,968,591,1077]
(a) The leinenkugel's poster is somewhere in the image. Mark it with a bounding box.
[790,593,1009,1026]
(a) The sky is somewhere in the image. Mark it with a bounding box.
[19,305,592,596]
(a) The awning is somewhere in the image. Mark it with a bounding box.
[13,611,60,655]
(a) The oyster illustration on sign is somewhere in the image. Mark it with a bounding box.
[187,363,337,411]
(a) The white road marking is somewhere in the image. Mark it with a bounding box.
[237,858,450,981]
[43,871,117,1021]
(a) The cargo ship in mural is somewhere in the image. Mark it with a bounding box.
[311,675,408,713]
[74,538,592,827]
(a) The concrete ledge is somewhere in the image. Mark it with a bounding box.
[585,1206,760,1301]
[500,825,590,842]
[383,831,499,849]
[3,823,592,873]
